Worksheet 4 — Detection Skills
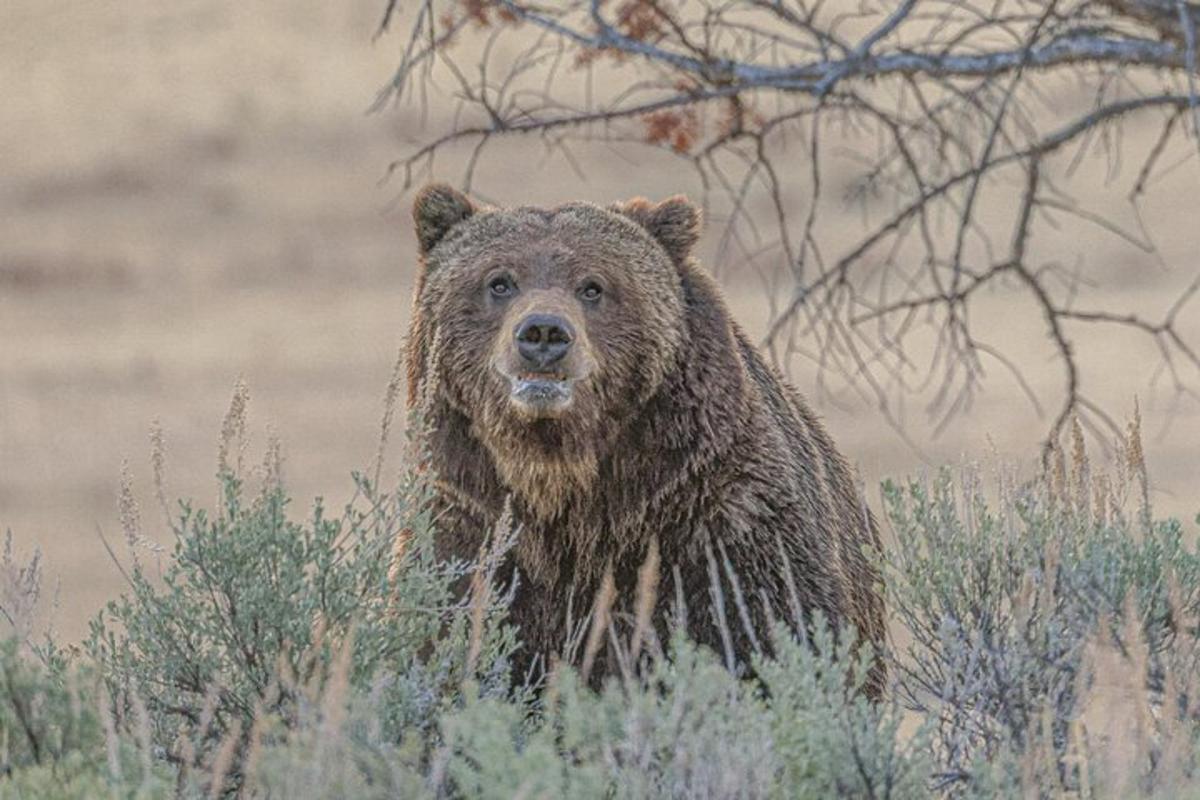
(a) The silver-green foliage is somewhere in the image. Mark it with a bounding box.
[82,459,519,795]
[1,427,1198,797]
[885,462,1200,795]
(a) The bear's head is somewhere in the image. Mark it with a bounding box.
[407,185,701,503]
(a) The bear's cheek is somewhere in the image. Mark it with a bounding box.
[435,296,508,405]
[584,309,669,402]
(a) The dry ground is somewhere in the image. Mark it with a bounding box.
[1,1,1197,641]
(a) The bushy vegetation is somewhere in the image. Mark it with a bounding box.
[885,418,1200,797]
[0,388,1196,798]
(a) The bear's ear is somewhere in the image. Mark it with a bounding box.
[612,195,701,263]
[413,183,475,255]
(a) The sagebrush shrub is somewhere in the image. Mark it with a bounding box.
[885,417,1200,796]
[84,460,520,794]
[0,391,1195,798]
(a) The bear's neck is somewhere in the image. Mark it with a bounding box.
[490,440,600,521]
[424,396,601,517]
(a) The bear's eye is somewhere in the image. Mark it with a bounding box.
[578,282,603,303]
[488,275,516,298]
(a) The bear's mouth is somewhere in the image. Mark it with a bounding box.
[506,371,575,417]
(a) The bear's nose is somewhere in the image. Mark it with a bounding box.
[515,314,574,370]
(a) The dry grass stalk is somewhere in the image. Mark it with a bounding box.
[1013,570,1037,633]
[261,424,284,494]
[118,459,143,570]
[671,564,688,632]
[717,538,761,656]
[704,540,737,672]
[1070,415,1090,518]
[1038,536,1061,614]
[173,684,220,789]
[1123,589,1155,792]
[98,682,122,783]
[629,535,660,665]
[542,656,562,713]
[1156,577,1193,789]
[241,711,267,789]
[1093,474,1112,529]
[465,498,515,678]
[1050,440,1068,508]
[606,617,634,686]
[1078,598,1157,794]
[207,717,243,800]
[149,418,171,527]
[301,615,330,701]
[0,531,42,643]
[274,651,298,701]
[195,684,221,750]
[66,668,83,728]
[580,566,616,682]
[174,733,194,789]
[373,345,406,488]
[1124,401,1152,535]
[959,464,982,539]
[558,593,587,668]
[1066,717,1094,800]
[118,461,164,571]
[404,328,446,470]
[1018,703,1061,797]
[775,531,803,630]
[217,378,250,479]
[320,630,355,740]
[131,689,154,787]
[387,527,413,588]
[463,547,493,679]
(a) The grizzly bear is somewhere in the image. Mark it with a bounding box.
[404,184,886,697]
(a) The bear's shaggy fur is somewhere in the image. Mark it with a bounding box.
[404,184,886,697]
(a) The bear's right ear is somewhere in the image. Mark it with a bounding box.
[413,183,475,255]
[612,195,701,264]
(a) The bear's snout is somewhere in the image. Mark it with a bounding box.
[515,313,574,372]
[489,294,595,419]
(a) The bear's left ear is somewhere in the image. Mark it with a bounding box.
[413,183,476,256]
[612,195,701,263]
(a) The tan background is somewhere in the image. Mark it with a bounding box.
[1,1,1197,641]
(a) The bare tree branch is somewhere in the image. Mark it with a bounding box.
[383,0,1200,446]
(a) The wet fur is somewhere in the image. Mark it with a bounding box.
[405,185,886,697]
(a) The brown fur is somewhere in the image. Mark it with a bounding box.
[404,184,887,697]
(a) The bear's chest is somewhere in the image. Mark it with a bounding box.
[506,481,713,593]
